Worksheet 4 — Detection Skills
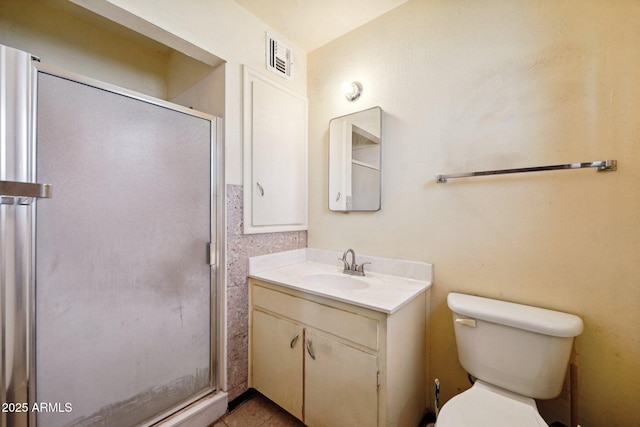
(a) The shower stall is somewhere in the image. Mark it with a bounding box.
[1,45,223,426]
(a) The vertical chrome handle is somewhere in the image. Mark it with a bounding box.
[305,338,316,360]
[256,182,264,196]
[290,334,299,348]
[336,192,341,201]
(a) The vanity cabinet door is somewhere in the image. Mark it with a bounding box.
[304,330,378,427]
[251,310,304,420]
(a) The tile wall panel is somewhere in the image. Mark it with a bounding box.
[225,184,307,400]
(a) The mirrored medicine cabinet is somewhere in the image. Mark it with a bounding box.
[328,106,382,212]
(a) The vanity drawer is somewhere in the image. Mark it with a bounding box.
[252,284,379,351]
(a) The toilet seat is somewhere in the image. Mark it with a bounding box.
[436,381,548,427]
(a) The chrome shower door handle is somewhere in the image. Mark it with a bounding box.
[305,338,316,360]
[0,180,52,205]
[0,180,52,198]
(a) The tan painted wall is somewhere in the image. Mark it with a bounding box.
[308,1,640,425]
[0,0,228,103]
[0,0,170,98]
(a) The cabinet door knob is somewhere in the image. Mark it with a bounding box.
[290,334,299,348]
[256,182,265,196]
[305,338,316,360]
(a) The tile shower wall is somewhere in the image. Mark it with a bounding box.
[226,184,307,400]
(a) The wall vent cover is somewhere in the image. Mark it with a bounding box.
[266,33,293,80]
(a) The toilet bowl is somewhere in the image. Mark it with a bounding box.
[436,381,547,426]
[436,292,583,427]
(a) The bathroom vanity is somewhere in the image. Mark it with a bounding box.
[248,249,432,427]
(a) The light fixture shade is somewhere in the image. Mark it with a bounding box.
[342,81,362,101]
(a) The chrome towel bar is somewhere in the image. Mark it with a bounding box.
[436,160,617,183]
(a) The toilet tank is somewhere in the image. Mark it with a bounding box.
[447,292,583,399]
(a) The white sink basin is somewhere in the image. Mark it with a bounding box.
[302,273,370,290]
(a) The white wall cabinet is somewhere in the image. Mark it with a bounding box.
[249,279,427,427]
[243,66,308,234]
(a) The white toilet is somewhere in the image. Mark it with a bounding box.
[436,292,583,427]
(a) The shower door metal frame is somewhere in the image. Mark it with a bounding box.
[1,44,38,427]
[10,58,224,427]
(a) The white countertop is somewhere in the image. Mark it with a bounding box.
[249,249,433,314]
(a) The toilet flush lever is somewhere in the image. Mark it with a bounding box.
[455,318,477,328]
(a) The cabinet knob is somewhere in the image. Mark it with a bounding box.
[256,182,265,196]
[290,334,299,348]
[305,338,316,360]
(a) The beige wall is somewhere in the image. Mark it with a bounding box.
[308,1,640,426]
[0,0,229,103]
[0,0,171,98]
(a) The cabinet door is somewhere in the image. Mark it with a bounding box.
[251,310,304,420]
[243,66,308,233]
[304,331,378,427]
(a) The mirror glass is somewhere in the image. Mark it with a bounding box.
[329,106,382,212]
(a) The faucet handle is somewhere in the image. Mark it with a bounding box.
[338,256,351,270]
[357,262,371,275]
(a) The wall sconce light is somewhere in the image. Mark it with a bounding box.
[341,81,362,101]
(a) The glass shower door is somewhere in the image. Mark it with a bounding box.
[34,70,217,427]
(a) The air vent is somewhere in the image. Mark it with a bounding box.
[266,33,292,80]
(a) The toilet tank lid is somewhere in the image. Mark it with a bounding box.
[447,293,584,338]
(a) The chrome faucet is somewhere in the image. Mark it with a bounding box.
[340,248,370,276]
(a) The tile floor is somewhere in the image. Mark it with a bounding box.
[210,390,435,427]
[211,392,304,427]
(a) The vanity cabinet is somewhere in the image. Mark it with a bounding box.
[249,278,427,427]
